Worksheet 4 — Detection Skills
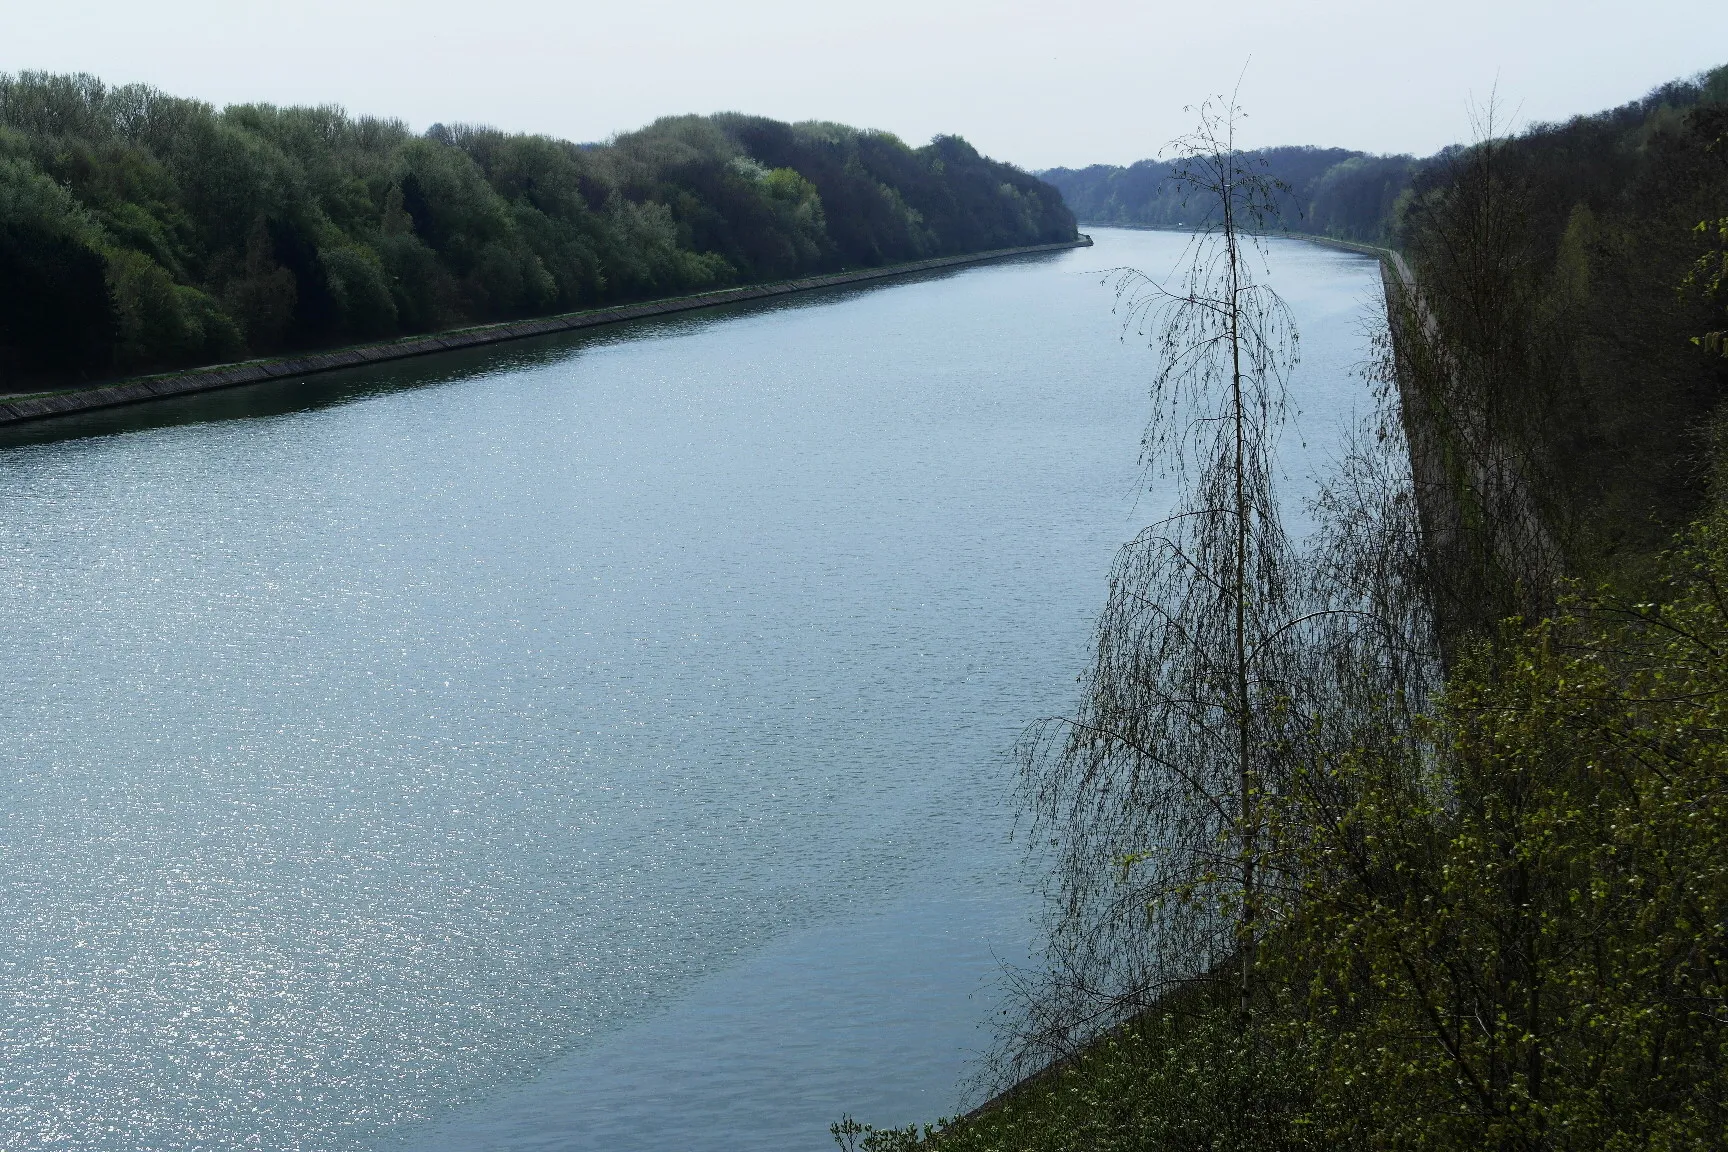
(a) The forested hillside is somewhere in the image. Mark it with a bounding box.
[840,65,1728,1152]
[1400,65,1728,580]
[0,72,1075,390]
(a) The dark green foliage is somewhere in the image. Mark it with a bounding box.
[1681,109,1728,359]
[0,224,114,385]
[1399,69,1728,576]
[0,142,116,386]
[0,72,1075,386]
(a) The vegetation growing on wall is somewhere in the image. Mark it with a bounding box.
[0,72,1075,390]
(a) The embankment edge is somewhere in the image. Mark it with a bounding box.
[0,237,1091,427]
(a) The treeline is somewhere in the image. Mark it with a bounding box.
[0,72,1074,390]
[838,67,1728,1152]
[1039,146,1417,242]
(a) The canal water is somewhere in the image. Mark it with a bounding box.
[0,229,1382,1150]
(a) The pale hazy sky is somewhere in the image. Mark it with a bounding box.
[6,0,1725,170]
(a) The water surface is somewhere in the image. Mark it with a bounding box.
[0,229,1381,1150]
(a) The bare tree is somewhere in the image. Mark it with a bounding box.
[1004,92,1307,1074]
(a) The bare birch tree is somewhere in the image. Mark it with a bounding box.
[1004,93,1306,1072]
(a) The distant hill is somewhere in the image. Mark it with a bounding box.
[1039,146,1417,243]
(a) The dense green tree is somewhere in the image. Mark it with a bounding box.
[0,71,1076,387]
[0,149,117,384]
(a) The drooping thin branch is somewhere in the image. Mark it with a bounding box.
[1001,90,1313,1075]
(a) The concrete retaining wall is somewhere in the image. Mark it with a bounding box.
[0,237,1091,427]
